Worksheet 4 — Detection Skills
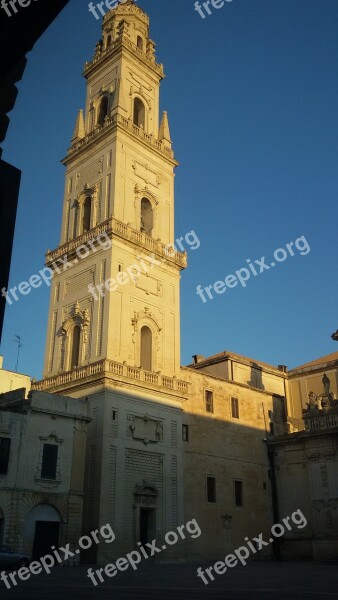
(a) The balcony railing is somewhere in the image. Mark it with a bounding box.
[66,112,174,162]
[83,35,164,79]
[31,359,189,396]
[45,216,187,270]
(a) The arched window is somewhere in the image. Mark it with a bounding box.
[133,98,145,128]
[140,326,152,371]
[71,325,81,369]
[82,196,91,232]
[97,96,109,126]
[140,198,153,236]
[137,36,143,51]
[106,35,112,48]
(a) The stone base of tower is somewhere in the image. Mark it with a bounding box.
[79,385,185,565]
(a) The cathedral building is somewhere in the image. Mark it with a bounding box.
[0,0,336,564]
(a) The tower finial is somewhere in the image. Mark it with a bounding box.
[71,109,85,143]
[159,111,172,146]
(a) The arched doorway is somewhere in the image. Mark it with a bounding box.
[23,504,61,558]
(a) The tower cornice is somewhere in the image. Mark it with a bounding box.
[63,112,177,166]
[83,35,164,81]
[45,216,187,271]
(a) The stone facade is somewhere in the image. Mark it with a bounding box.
[267,359,338,560]
[0,389,89,562]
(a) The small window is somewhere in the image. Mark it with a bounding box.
[206,476,216,503]
[205,390,213,413]
[112,410,117,421]
[182,424,189,442]
[137,36,143,51]
[231,396,239,419]
[106,34,112,48]
[0,438,11,475]
[234,480,243,506]
[41,444,58,480]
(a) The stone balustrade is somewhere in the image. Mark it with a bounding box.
[31,359,189,397]
[45,216,187,270]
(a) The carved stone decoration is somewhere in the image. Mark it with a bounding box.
[59,302,91,372]
[134,481,157,507]
[221,515,232,530]
[132,162,160,189]
[127,413,163,445]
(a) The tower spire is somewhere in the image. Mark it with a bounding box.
[71,109,85,142]
[159,111,172,147]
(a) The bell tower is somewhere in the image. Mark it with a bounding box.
[41,0,187,389]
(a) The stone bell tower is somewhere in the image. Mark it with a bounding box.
[39,0,187,385]
[34,0,188,562]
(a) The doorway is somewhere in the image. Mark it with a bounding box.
[32,521,60,560]
[139,508,156,546]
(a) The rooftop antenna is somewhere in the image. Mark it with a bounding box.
[13,335,23,373]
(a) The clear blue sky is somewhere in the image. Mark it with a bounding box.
[1,0,338,379]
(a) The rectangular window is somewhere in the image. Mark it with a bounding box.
[112,410,117,421]
[205,390,214,413]
[206,476,216,503]
[234,480,243,506]
[231,396,239,419]
[0,438,11,475]
[182,424,189,442]
[41,444,58,480]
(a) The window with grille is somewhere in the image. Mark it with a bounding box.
[205,390,214,413]
[41,444,58,480]
[231,396,239,419]
[206,476,216,503]
[0,438,11,475]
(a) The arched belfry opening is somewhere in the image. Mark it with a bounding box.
[71,325,81,369]
[82,196,91,233]
[137,36,144,51]
[140,326,152,372]
[133,97,145,128]
[106,34,112,48]
[140,198,153,236]
[98,95,109,126]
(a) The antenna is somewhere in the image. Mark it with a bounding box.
[13,335,23,373]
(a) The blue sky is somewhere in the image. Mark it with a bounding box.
[1,0,338,379]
